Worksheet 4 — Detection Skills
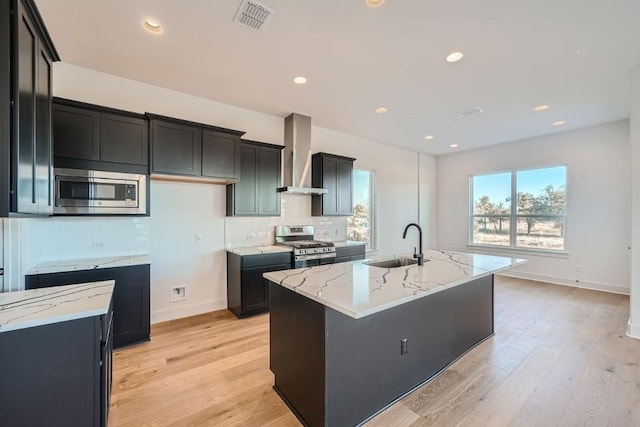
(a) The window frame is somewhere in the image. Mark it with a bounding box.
[468,165,567,254]
[348,168,376,251]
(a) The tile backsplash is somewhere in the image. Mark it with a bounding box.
[225,195,347,248]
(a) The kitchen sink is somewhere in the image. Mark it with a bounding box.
[364,257,425,268]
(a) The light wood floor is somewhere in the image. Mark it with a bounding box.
[110,277,640,426]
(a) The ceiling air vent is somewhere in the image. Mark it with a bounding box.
[457,106,484,118]
[233,0,274,30]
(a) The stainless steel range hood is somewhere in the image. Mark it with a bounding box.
[277,113,328,195]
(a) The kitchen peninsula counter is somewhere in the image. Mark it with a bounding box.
[0,281,115,333]
[265,250,525,427]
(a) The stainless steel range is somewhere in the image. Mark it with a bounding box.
[275,225,336,268]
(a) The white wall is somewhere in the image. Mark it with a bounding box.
[312,127,437,255]
[630,66,640,338]
[36,62,437,322]
[437,120,631,294]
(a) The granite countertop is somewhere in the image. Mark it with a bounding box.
[0,281,115,333]
[227,245,292,256]
[264,249,526,319]
[24,254,151,275]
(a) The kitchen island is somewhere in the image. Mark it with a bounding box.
[264,249,525,427]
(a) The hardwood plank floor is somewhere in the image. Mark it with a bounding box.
[109,277,640,426]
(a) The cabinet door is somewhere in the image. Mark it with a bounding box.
[337,158,353,215]
[35,40,53,214]
[151,120,202,176]
[322,156,339,215]
[257,145,281,215]
[202,130,240,179]
[240,263,290,315]
[52,103,101,161]
[112,279,150,348]
[233,143,259,215]
[100,113,148,166]
[15,8,38,214]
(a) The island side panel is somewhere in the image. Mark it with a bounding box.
[269,281,326,427]
[324,274,494,427]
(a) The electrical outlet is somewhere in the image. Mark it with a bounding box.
[576,265,581,272]
[195,233,203,243]
[92,241,105,249]
[401,338,408,355]
[170,286,187,302]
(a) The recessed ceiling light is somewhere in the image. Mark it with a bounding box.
[534,105,549,112]
[142,18,163,34]
[366,0,385,7]
[450,144,459,148]
[424,135,434,141]
[552,120,566,126]
[375,107,387,114]
[293,76,307,85]
[446,52,464,63]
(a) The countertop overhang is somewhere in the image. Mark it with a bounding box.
[0,281,115,333]
[264,249,526,319]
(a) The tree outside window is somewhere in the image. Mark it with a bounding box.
[471,166,566,251]
[347,169,375,250]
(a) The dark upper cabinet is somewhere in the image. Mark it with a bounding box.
[150,119,202,176]
[311,152,355,216]
[100,113,148,165]
[202,129,240,179]
[148,114,244,181]
[226,140,283,216]
[52,98,149,170]
[1,0,59,216]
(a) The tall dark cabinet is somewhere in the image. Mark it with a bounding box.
[0,0,59,216]
[311,152,355,216]
[226,139,283,216]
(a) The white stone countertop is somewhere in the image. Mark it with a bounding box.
[0,281,115,333]
[264,249,526,319]
[332,240,366,248]
[227,245,292,256]
[24,254,151,275]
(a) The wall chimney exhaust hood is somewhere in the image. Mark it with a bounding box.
[277,113,328,195]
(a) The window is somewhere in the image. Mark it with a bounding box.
[470,166,566,251]
[347,169,376,250]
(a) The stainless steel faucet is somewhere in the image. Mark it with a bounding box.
[402,223,424,266]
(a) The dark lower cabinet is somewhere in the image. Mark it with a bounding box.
[227,251,291,318]
[25,264,150,348]
[335,244,366,263]
[0,306,113,427]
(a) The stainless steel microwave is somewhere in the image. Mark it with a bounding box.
[54,168,147,215]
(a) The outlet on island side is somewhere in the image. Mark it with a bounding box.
[401,338,408,355]
[170,286,187,302]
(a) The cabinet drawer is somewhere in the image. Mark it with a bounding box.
[241,252,291,269]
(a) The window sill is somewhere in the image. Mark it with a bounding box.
[466,244,569,259]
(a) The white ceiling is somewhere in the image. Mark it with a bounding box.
[35,0,640,155]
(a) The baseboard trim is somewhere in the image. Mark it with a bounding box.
[498,270,630,295]
[628,320,640,340]
[151,298,228,324]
